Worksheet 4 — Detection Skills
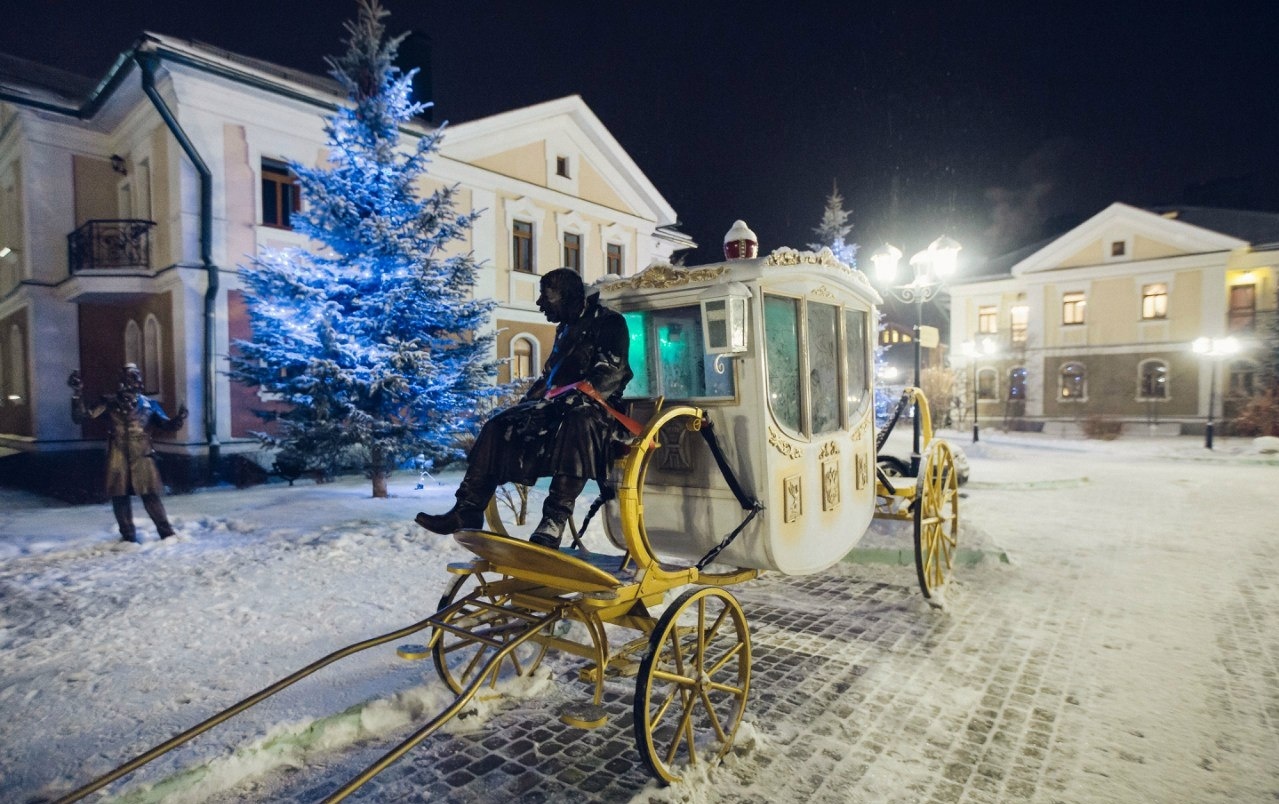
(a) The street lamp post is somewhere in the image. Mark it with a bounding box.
[961,337,997,443]
[872,236,962,474]
[1192,336,1240,449]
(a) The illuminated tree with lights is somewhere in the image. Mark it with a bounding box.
[230,0,497,497]
[809,181,860,268]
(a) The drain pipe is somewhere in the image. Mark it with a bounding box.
[136,52,220,481]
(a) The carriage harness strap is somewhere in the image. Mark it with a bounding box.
[545,381,644,435]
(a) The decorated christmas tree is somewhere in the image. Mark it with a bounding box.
[230,0,497,497]
[809,180,860,269]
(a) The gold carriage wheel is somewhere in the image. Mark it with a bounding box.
[913,440,960,601]
[633,586,751,783]
[430,571,549,694]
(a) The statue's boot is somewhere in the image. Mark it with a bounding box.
[112,496,138,543]
[141,494,176,539]
[415,473,492,535]
[529,475,588,550]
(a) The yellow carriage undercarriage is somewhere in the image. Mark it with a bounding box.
[55,398,957,802]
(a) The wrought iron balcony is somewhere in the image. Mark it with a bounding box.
[67,219,155,274]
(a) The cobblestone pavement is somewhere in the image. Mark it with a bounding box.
[222,454,1279,803]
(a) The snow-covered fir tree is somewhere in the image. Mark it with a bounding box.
[809,181,860,268]
[230,0,497,497]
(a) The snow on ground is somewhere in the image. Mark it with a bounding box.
[1,432,1276,803]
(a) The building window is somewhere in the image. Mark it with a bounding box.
[143,314,162,397]
[261,158,301,229]
[1007,367,1027,401]
[1111,240,1126,257]
[6,324,24,403]
[1228,284,1256,332]
[1010,305,1029,343]
[1138,359,1168,400]
[124,319,142,368]
[510,336,537,380]
[606,243,623,276]
[1060,362,1087,400]
[563,232,581,272]
[513,220,534,273]
[555,156,570,178]
[1141,283,1168,320]
[1062,292,1086,326]
[977,305,998,334]
[1228,360,1256,398]
[976,367,998,400]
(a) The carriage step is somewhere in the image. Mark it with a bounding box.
[559,701,608,729]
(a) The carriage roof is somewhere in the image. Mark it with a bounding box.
[593,247,882,308]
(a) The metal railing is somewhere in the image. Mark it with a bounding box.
[67,219,155,274]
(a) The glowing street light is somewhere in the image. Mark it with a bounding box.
[872,235,962,473]
[1192,335,1240,449]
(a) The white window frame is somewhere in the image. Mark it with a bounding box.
[509,334,540,381]
[555,211,591,275]
[504,196,543,275]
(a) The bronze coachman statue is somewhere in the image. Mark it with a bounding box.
[69,363,187,543]
[416,268,635,549]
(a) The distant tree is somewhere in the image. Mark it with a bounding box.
[809,180,860,268]
[229,0,498,497]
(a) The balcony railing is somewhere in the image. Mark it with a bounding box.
[67,219,155,274]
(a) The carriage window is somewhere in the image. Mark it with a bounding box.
[622,307,734,400]
[808,302,841,434]
[845,309,870,420]
[764,295,802,432]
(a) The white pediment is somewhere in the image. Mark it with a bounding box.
[440,95,675,225]
[1012,202,1246,277]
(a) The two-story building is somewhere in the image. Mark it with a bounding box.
[0,34,693,497]
[949,202,1278,435]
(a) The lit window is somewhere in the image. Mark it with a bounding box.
[1138,360,1168,400]
[606,243,623,276]
[511,336,535,380]
[977,305,998,334]
[1141,283,1167,320]
[1062,292,1086,325]
[261,158,301,229]
[513,220,534,273]
[563,232,581,272]
[623,306,735,401]
[1010,305,1029,342]
[1060,362,1086,400]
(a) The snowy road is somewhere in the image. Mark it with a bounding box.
[1,434,1277,802]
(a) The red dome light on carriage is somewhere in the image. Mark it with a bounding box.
[723,220,758,260]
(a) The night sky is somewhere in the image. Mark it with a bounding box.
[3,2,1276,269]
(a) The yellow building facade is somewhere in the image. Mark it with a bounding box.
[949,203,1278,434]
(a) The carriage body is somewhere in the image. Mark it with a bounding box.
[596,249,882,576]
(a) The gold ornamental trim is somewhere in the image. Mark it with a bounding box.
[764,246,849,270]
[811,285,836,299]
[818,440,840,460]
[611,263,729,291]
[768,426,804,460]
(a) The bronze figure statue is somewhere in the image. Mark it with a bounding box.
[69,363,187,543]
[416,268,634,549]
